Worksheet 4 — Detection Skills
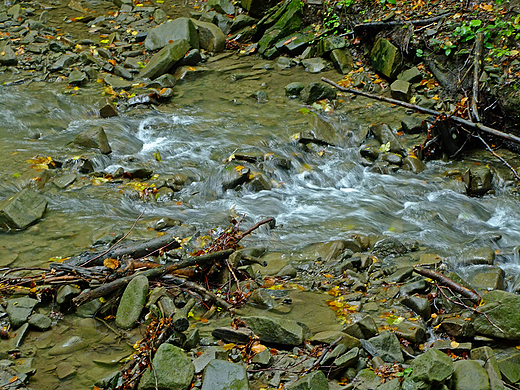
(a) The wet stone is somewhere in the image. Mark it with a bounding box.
[300,82,336,104]
[330,48,353,75]
[466,266,505,291]
[334,346,359,369]
[243,316,307,346]
[115,275,149,329]
[402,156,426,173]
[462,247,495,265]
[470,347,505,390]
[364,332,404,363]
[0,189,48,231]
[56,284,81,305]
[74,126,111,155]
[343,313,378,339]
[139,344,195,390]
[251,348,273,366]
[370,37,401,78]
[68,69,87,85]
[100,103,118,118]
[6,297,39,328]
[390,79,411,102]
[401,116,424,134]
[496,350,520,384]
[452,360,490,390]
[394,320,427,344]
[28,313,52,331]
[398,66,422,83]
[403,348,454,388]
[54,173,77,189]
[11,322,29,348]
[248,288,276,309]
[211,327,254,344]
[145,17,199,51]
[0,42,17,65]
[286,370,329,390]
[201,360,249,390]
[56,361,76,380]
[48,336,88,355]
[311,330,361,350]
[193,346,227,374]
[301,57,327,73]
[401,295,431,320]
[192,19,226,53]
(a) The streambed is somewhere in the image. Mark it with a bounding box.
[1,56,520,388]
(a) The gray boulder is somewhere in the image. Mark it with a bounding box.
[301,57,328,73]
[6,297,39,328]
[330,48,353,75]
[243,316,308,346]
[201,360,249,390]
[115,275,149,329]
[472,290,520,340]
[300,82,336,104]
[364,332,404,363]
[0,189,47,231]
[139,344,194,390]
[192,19,226,52]
[370,37,401,79]
[0,41,17,65]
[310,330,361,350]
[139,39,192,80]
[390,79,411,101]
[207,0,234,15]
[28,313,52,331]
[145,17,199,51]
[452,360,490,390]
[462,167,493,196]
[74,126,112,154]
[286,370,329,390]
[402,348,454,389]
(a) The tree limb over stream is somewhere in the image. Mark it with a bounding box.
[321,77,520,145]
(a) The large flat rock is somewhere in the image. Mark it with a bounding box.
[0,189,47,230]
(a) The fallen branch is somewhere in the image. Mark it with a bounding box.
[471,32,483,123]
[413,266,481,304]
[321,77,520,145]
[353,12,451,32]
[72,249,234,307]
[63,233,181,267]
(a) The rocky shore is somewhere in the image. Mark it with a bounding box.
[1,0,520,389]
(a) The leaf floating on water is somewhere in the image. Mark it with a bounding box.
[153,149,162,162]
[103,258,119,269]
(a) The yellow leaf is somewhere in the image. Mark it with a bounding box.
[103,258,119,269]
[235,165,244,172]
[222,343,236,351]
[450,341,460,348]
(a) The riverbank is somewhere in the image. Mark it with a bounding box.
[1,0,520,389]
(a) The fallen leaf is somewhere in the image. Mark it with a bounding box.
[450,340,460,348]
[251,344,267,354]
[103,258,119,269]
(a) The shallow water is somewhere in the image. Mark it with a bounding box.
[1,58,520,388]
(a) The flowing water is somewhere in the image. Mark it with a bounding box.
[1,57,520,388]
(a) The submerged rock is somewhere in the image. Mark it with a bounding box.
[0,189,47,231]
[139,344,195,390]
